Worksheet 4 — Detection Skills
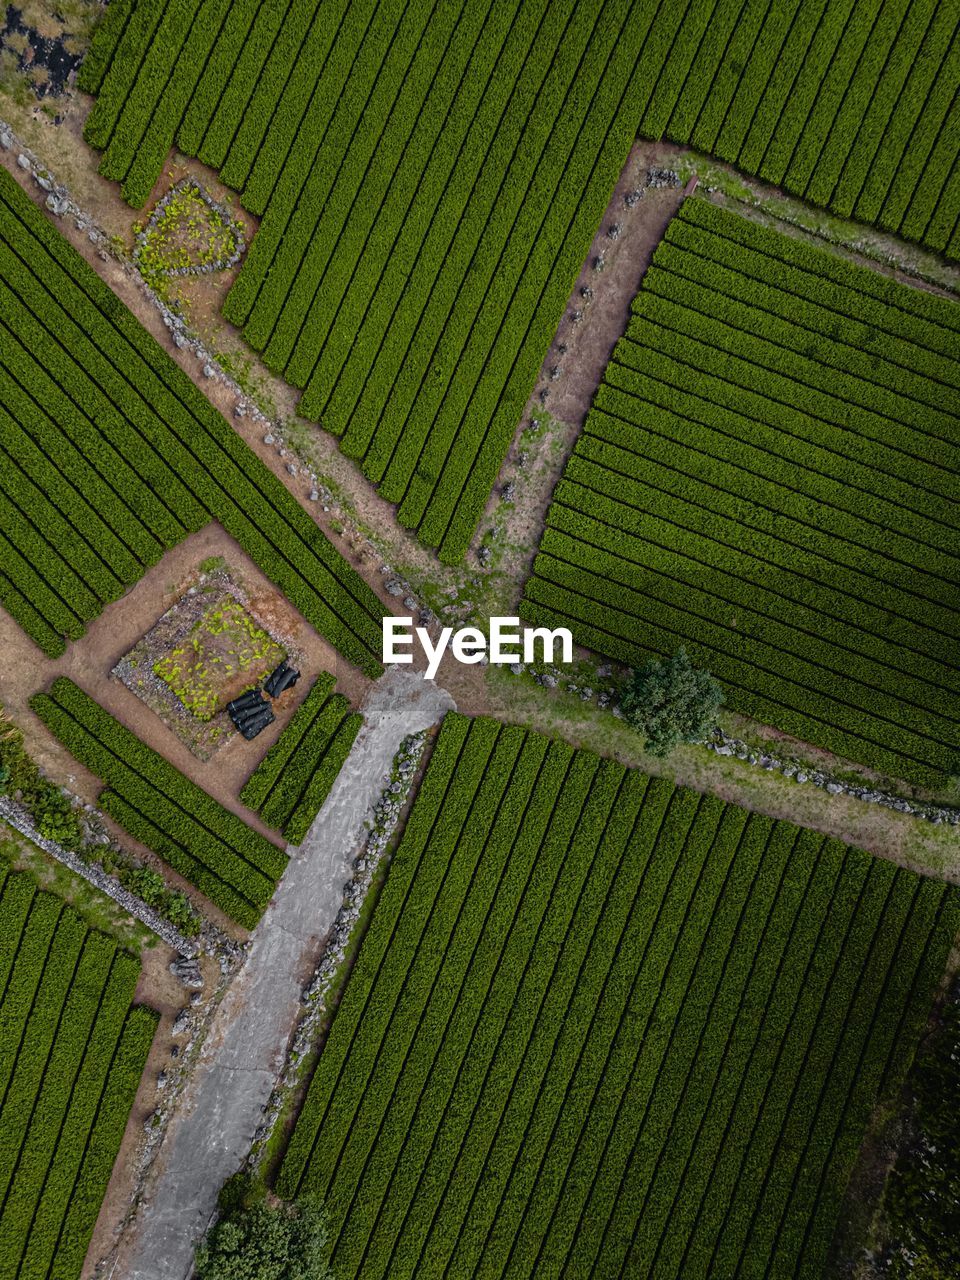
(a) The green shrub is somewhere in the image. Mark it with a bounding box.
[195,1197,334,1280]
[620,647,724,757]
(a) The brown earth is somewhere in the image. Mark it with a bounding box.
[117,578,288,761]
[81,944,222,1280]
[477,137,690,609]
[0,521,377,937]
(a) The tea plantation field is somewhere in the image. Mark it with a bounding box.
[0,167,384,674]
[78,0,960,560]
[241,671,362,844]
[277,712,959,1279]
[32,678,287,928]
[0,868,157,1280]
[522,198,960,787]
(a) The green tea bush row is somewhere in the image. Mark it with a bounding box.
[522,200,960,786]
[276,716,959,1278]
[248,680,363,849]
[240,673,337,810]
[282,716,363,845]
[354,753,637,1280]
[317,725,551,1265]
[241,673,362,844]
[0,169,384,675]
[31,678,285,925]
[78,0,960,562]
[0,873,157,1280]
[47,1005,158,1280]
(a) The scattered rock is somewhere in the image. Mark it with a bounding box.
[170,957,203,990]
[17,153,30,170]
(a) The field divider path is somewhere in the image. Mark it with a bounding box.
[121,669,455,1280]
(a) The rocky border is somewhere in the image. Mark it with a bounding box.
[508,664,960,828]
[0,794,200,954]
[134,176,245,276]
[248,729,428,1164]
[703,728,960,827]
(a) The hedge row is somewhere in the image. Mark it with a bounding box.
[239,673,337,810]
[81,0,960,257]
[521,199,960,786]
[241,673,362,844]
[0,167,384,675]
[0,874,157,1280]
[76,0,960,563]
[78,0,658,561]
[276,715,959,1278]
[31,677,285,926]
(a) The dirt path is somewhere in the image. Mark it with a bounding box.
[477,139,689,604]
[116,668,454,1280]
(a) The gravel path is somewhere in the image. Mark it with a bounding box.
[121,669,455,1280]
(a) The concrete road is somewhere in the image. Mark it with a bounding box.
[122,669,455,1280]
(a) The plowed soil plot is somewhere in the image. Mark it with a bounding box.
[277,711,959,1280]
[522,198,960,788]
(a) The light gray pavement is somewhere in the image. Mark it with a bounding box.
[121,669,455,1280]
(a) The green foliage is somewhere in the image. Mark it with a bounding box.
[883,994,960,1278]
[31,678,285,927]
[522,197,960,787]
[0,870,157,1280]
[0,709,202,936]
[153,598,284,721]
[195,1197,334,1280]
[241,674,360,844]
[79,0,960,559]
[0,166,384,676]
[277,712,959,1279]
[620,647,723,757]
[135,181,242,286]
[35,799,84,853]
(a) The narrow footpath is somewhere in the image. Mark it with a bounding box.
[120,669,455,1280]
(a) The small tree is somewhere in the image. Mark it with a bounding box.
[195,1182,334,1280]
[620,647,723,757]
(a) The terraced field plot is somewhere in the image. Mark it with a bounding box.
[522,199,960,787]
[0,869,158,1280]
[0,166,384,674]
[78,0,960,561]
[277,711,959,1280]
[31,678,287,928]
[241,671,362,843]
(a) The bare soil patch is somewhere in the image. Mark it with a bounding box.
[475,138,690,606]
[115,573,290,761]
[82,944,221,1280]
[0,524,374,937]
